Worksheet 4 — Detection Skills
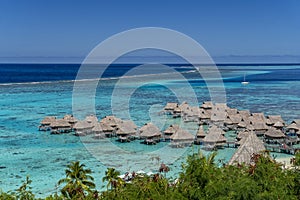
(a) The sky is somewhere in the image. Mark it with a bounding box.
[0,0,300,62]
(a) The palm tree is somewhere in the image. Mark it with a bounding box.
[58,161,95,198]
[102,168,122,190]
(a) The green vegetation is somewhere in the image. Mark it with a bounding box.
[57,161,96,199]
[1,152,300,199]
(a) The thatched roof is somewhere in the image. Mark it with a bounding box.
[238,110,251,122]
[199,109,211,119]
[266,115,285,125]
[184,106,201,117]
[224,117,233,125]
[291,120,300,129]
[226,108,238,115]
[40,116,56,125]
[50,119,71,128]
[211,110,226,122]
[250,120,268,130]
[201,101,213,109]
[203,125,226,143]
[246,124,255,131]
[99,122,114,132]
[73,120,94,130]
[63,115,78,124]
[215,103,228,111]
[291,119,300,125]
[228,132,265,165]
[237,121,247,128]
[273,121,284,128]
[170,128,194,141]
[237,130,250,140]
[229,114,242,124]
[197,125,206,137]
[286,123,299,130]
[100,116,122,127]
[250,113,266,123]
[179,102,190,113]
[85,115,98,123]
[139,123,161,138]
[116,120,137,135]
[164,124,180,135]
[92,123,104,133]
[210,103,227,122]
[164,102,178,110]
[264,128,286,138]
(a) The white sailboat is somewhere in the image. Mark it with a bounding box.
[241,73,249,85]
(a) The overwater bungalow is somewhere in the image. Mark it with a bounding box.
[194,125,206,144]
[116,120,137,142]
[139,123,162,145]
[229,114,242,125]
[228,132,266,165]
[198,109,211,125]
[99,122,115,137]
[238,110,251,123]
[73,120,94,136]
[169,127,194,147]
[224,117,233,131]
[50,119,72,134]
[224,112,242,131]
[163,124,180,141]
[290,120,300,134]
[85,114,98,126]
[63,114,78,128]
[286,122,299,135]
[179,102,190,115]
[182,106,200,122]
[91,123,106,139]
[164,102,178,114]
[39,116,56,131]
[264,127,286,144]
[210,103,227,127]
[251,113,267,123]
[266,115,285,127]
[249,120,268,136]
[100,115,122,130]
[210,110,226,127]
[273,121,284,130]
[173,107,182,118]
[202,125,227,150]
[200,101,213,110]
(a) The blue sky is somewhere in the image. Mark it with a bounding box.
[0,0,299,61]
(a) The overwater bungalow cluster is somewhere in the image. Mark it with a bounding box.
[164,101,300,154]
[39,101,300,157]
[39,114,195,146]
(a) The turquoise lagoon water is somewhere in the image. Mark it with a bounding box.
[0,64,300,196]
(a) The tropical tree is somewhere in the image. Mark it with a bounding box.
[102,168,123,190]
[9,176,35,200]
[58,161,96,199]
[178,151,218,199]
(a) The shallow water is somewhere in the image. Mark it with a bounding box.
[0,64,299,196]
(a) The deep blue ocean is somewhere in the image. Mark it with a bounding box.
[1,63,300,83]
[0,63,299,197]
